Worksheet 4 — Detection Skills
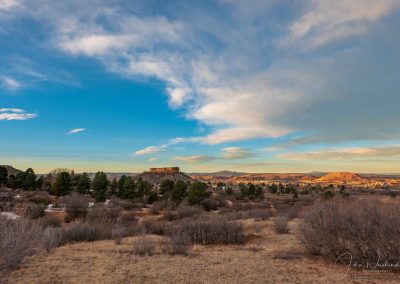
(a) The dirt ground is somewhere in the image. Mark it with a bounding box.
[8,218,400,284]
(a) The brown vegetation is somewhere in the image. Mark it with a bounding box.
[299,198,400,265]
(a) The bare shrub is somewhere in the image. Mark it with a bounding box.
[201,198,219,211]
[275,204,291,216]
[244,209,273,221]
[223,208,273,221]
[118,211,138,226]
[163,211,179,221]
[63,193,88,222]
[27,192,52,206]
[86,204,121,224]
[141,219,168,235]
[178,217,245,245]
[177,206,203,219]
[298,199,400,265]
[150,200,176,214]
[60,222,112,244]
[112,225,125,245]
[273,215,289,234]
[42,227,62,253]
[253,223,263,233]
[38,214,61,228]
[160,230,191,256]
[132,235,156,256]
[110,198,138,211]
[0,217,43,272]
[164,206,203,221]
[23,203,45,219]
[287,203,305,220]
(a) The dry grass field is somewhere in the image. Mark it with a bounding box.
[8,217,400,284]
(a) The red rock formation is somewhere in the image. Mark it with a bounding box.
[148,167,180,173]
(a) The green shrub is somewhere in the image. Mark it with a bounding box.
[187,182,210,205]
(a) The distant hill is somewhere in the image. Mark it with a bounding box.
[308,171,326,177]
[190,170,246,177]
[0,165,22,176]
[316,172,366,183]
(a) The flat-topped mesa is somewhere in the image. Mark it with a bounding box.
[148,167,180,173]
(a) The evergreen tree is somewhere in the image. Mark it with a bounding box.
[36,176,44,190]
[0,166,7,187]
[7,174,17,189]
[92,172,109,202]
[24,168,37,190]
[53,171,72,196]
[122,176,136,199]
[171,180,188,204]
[160,179,174,195]
[109,178,118,196]
[77,172,91,194]
[117,175,127,198]
[187,182,210,205]
[136,177,152,198]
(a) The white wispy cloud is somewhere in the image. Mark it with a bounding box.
[135,145,166,156]
[221,147,256,159]
[2,76,22,90]
[279,145,400,161]
[173,155,217,163]
[0,108,37,120]
[147,157,157,162]
[0,0,21,11]
[174,147,256,163]
[67,128,86,134]
[281,0,400,49]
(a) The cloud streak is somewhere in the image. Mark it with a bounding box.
[67,128,86,134]
[280,145,400,161]
[174,147,256,163]
[1,76,22,90]
[0,108,37,120]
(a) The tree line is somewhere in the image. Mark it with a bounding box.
[0,166,211,205]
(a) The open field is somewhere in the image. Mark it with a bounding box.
[7,217,400,284]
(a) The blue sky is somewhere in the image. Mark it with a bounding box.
[1,0,400,173]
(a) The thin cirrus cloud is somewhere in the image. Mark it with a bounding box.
[173,155,217,163]
[279,145,400,161]
[280,0,400,49]
[1,76,22,90]
[0,108,37,120]
[174,147,256,163]
[135,145,166,156]
[67,128,86,135]
[0,0,21,11]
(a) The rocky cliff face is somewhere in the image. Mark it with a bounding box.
[149,167,180,173]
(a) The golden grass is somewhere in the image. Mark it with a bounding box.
[8,217,400,284]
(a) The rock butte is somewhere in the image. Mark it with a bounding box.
[148,167,180,173]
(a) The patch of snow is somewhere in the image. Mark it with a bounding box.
[0,212,20,220]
